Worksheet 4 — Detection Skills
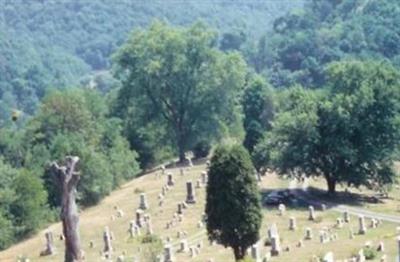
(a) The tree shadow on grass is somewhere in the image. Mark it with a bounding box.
[260,186,386,213]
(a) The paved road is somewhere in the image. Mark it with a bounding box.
[289,179,400,224]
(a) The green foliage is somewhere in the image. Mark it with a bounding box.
[113,21,247,163]
[256,0,400,88]
[26,89,140,207]
[242,75,275,155]
[193,140,211,159]
[0,1,301,124]
[206,144,262,260]
[363,247,378,260]
[255,61,400,194]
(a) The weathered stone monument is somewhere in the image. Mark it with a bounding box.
[139,193,148,210]
[278,204,286,216]
[103,226,113,257]
[164,244,174,262]
[50,156,84,261]
[185,181,196,204]
[344,211,350,223]
[40,231,56,256]
[270,235,281,256]
[322,252,334,262]
[308,206,316,221]
[289,217,297,231]
[305,227,313,240]
[201,171,207,185]
[179,239,189,253]
[251,243,260,262]
[136,209,144,227]
[358,215,367,235]
[167,173,174,186]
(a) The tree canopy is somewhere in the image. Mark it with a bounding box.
[255,61,400,194]
[113,22,247,163]
[206,144,262,260]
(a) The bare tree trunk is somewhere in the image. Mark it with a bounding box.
[51,156,83,262]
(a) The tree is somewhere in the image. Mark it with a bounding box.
[113,21,247,162]
[205,144,262,260]
[257,61,400,194]
[242,76,274,154]
[51,156,84,262]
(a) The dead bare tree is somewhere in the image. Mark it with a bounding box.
[51,156,84,262]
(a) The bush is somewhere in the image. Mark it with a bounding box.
[363,247,377,260]
[193,140,211,159]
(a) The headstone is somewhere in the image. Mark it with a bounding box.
[164,244,174,262]
[358,215,367,235]
[397,236,400,262]
[289,217,297,231]
[297,240,304,248]
[128,221,136,238]
[177,203,183,215]
[40,231,56,256]
[357,249,366,262]
[320,204,327,211]
[322,252,334,262]
[116,255,124,262]
[103,226,113,257]
[190,247,196,258]
[180,168,184,176]
[263,253,271,262]
[185,181,196,204]
[278,204,286,216]
[251,243,260,262]
[377,241,384,252]
[89,240,94,248]
[139,193,148,210]
[305,227,313,240]
[117,209,124,218]
[161,165,166,175]
[179,239,189,253]
[167,173,174,186]
[268,223,279,240]
[344,211,350,223]
[196,179,202,189]
[201,171,207,184]
[270,235,281,256]
[162,186,167,196]
[371,218,378,229]
[336,218,343,228]
[136,209,144,227]
[308,206,316,221]
[319,230,328,244]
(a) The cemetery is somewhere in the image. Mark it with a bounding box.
[1,159,399,262]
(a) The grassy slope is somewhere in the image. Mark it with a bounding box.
[0,162,399,261]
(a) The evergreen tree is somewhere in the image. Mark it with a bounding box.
[205,144,262,260]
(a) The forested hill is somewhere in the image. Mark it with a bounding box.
[0,0,304,124]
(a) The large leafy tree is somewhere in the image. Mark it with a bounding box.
[206,144,262,260]
[113,21,247,162]
[242,75,275,155]
[257,61,400,194]
[26,89,140,206]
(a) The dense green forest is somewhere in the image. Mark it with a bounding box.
[1,0,400,253]
[0,0,304,125]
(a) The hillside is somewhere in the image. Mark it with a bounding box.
[0,0,304,123]
[1,161,399,261]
